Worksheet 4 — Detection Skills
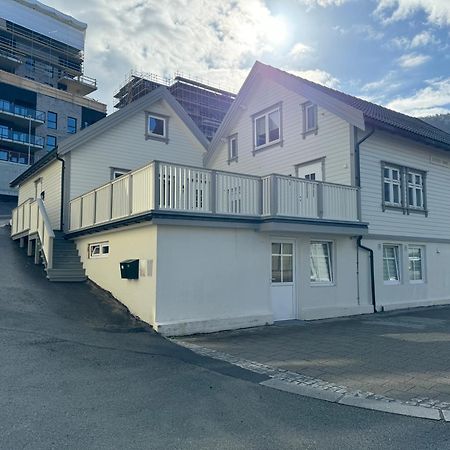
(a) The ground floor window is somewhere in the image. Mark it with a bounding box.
[310,241,333,284]
[271,243,293,283]
[383,244,400,283]
[408,246,424,283]
[88,241,110,258]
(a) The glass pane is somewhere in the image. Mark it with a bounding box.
[393,184,400,204]
[416,189,422,207]
[392,170,399,181]
[415,175,421,185]
[272,243,281,254]
[384,168,389,178]
[282,256,293,282]
[384,182,390,202]
[255,116,266,146]
[307,106,316,129]
[268,110,280,142]
[272,255,281,283]
[408,187,413,206]
[282,243,293,255]
[149,117,164,136]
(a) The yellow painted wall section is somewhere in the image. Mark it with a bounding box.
[74,225,158,326]
[17,159,62,229]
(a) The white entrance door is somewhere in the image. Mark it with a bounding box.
[271,242,295,321]
[296,160,323,181]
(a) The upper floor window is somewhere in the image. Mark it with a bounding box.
[302,102,318,137]
[67,117,77,134]
[46,135,56,151]
[47,111,57,129]
[228,134,238,162]
[145,112,169,142]
[382,162,426,215]
[253,104,281,151]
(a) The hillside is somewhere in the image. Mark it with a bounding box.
[423,113,450,134]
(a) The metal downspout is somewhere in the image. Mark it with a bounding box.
[56,150,64,231]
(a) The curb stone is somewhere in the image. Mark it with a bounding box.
[173,339,450,421]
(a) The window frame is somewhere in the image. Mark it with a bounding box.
[88,241,110,259]
[408,245,425,284]
[383,244,401,285]
[302,101,318,137]
[381,162,427,216]
[67,116,77,134]
[47,111,57,130]
[145,111,169,143]
[110,167,130,180]
[252,102,282,153]
[310,241,334,286]
[228,133,238,163]
[271,241,294,285]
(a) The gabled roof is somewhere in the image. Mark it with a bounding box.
[11,86,209,187]
[206,61,450,163]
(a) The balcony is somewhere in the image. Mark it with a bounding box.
[69,161,365,235]
[0,99,45,125]
[58,74,97,96]
[0,127,44,150]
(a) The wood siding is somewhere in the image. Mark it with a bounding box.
[360,130,450,239]
[208,77,353,185]
[69,98,205,200]
[17,159,62,229]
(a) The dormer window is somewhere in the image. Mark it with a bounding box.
[145,112,169,143]
[302,102,318,137]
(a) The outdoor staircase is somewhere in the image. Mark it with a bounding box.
[44,231,86,282]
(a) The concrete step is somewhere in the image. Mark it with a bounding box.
[47,268,85,276]
[48,276,87,283]
[53,256,83,264]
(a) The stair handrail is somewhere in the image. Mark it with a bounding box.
[34,198,55,270]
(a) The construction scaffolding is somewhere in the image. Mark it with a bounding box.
[114,71,236,141]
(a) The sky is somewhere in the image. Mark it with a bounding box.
[43,0,450,116]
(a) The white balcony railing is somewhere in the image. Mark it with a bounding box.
[69,161,360,232]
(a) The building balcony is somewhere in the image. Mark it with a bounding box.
[68,161,366,236]
[0,49,22,72]
[0,99,45,126]
[58,74,97,96]
[0,127,44,150]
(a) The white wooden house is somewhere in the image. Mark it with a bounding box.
[10,61,450,335]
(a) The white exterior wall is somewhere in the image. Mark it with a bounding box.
[293,235,372,319]
[155,226,272,335]
[75,225,158,326]
[68,98,205,200]
[365,238,450,311]
[17,159,62,229]
[360,130,450,239]
[208,77,353,185]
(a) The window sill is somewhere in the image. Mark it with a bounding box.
[227,157,238,165]
[253,139,283,155]
[383,280,400,285]
[302,128,318,139]
[310,281,335,287]
[410,280,425,285]
[145,133,169,144]
[382,203,428,216]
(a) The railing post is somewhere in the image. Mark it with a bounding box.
[79,196,83,228]
[258,178,263,215]
[93,191,97,225]
[210,170,217,214]
[317,182,324,219]
[270,175,278,216]
[153,161,160,211]
[356,187,362,221]
[128,174,133,215]
[109,184,113,220]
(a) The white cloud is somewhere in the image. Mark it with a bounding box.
[391,31,440,50]
[299,0,350,7]
[398,52,430,68]
[43,0,287,112]
[289,42,313,58]
[361,71,401,93]
[375,0,450,26]
[287,69,340,88]
[386,77,450,116]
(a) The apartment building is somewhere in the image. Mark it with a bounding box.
[0,0,106,197]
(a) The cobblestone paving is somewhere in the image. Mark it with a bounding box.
[175,306,450,410]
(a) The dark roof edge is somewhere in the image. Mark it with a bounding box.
[10,148,58,187]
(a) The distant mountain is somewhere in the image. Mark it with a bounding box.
[422,113,450,134]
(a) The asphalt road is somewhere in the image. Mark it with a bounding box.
[1,225,449,450]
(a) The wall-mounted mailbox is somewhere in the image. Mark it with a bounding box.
[120,259,139,279]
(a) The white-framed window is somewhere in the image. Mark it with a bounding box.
[271,242,293,283]
[383,166,401,206]
[306,103,317,131]
[310,241,333,284]
[145,112,168,141]
[407,171,424,209]
[88,241,110,259]
[228,134,238,161]
[408,246,424,283]
[111,168,130,180]
[254,106,281,150]
[383,244,401,283]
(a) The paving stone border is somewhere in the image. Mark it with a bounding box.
[173,339,450,422]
